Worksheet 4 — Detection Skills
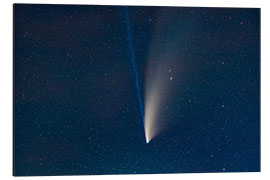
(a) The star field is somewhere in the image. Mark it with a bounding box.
[14,4,260,176]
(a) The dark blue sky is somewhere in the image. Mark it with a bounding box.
[14,4,260,176]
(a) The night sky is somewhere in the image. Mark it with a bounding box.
[14,4,260,176]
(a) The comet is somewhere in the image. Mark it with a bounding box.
[124,7,182,144]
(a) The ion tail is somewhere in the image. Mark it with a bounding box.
[124,7,147,143]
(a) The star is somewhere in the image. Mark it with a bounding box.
[222,168,226,171]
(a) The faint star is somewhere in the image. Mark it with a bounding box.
[170,77,173,80]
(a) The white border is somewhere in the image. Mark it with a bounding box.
[1,0,269,180]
